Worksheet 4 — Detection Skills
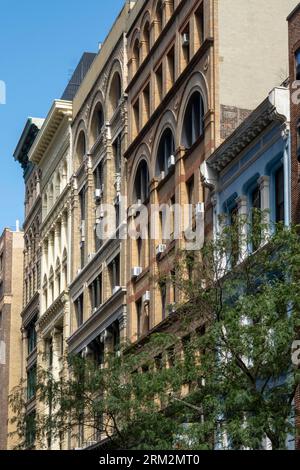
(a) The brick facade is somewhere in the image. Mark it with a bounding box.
[288,4,300,449]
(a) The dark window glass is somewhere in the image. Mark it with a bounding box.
[275,166,284,223]
[182,92,204,148]
[27,365,37,401]
[75,293,84,327]
[27,320,37,354]
[157,128,175,176]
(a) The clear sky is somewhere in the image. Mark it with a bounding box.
[0,0,124,233]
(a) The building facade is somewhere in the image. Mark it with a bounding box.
[13,117,44,449]
[287,3,300,450]
[0,228,24,449]
[124,0,296,344]
[66,2,137,448]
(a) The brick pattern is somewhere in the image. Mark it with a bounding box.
[288,5,300,450]
[220,105,252,141]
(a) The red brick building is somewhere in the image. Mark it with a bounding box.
[288,2,300,449]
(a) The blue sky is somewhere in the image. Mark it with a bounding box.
[0,0,124,233]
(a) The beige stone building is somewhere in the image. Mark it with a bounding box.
[14,117,44,449]
[9,0,299,451]
[0,228,24,449]
[66,2,137,448]
[28,100,73,450]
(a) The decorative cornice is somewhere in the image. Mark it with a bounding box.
[207,87,289,172]
[37,291,68,331]
[29,100,72,165]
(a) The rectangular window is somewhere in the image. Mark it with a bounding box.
[229,204,239,266]
[109,255,120,294]
[89,274,102,312]
[136,299,142,338]
[142,83,150,126]
[132,99,140,140]
[27,365,37,401]
[112,135,122,174]
[275,166,284,223]
[155,63,163,107]
[194,5,204,50]
[25,411,36,448]
[166,46,175,92]
[94,161,104,191]
[251,186,261,252]
[181,23,190,70]
[295,49,300,80]
[161,282,167,320]
[75,293,84,327]
[27,320,37,355]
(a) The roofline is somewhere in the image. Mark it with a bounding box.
[28,100,72,165]
[13,117,44,162]
[207,87,289,172]
[287,3,300,21]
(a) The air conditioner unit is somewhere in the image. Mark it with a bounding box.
[159,171,165,182]
[100,363,105,370]
[195,202,204,216]
[132,266,142,278]
[142,291,151,304]
[156,244,166,256]
[94,187,103,201]
[116,350,121,358]
[182,33,190,47]
[167,155,175,170]
[93,307,98,314]
[80,220,85,241]
[167,303,176,314]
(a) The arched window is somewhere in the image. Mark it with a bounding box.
[155,0,163,37]
[133,39,140,74]
[182,91,204,149]
[109,72,122,117]
[134,159,150,203]
[90,102,104,146]
[142,22,150,58]
[156,128,175,177]
[75,131,86,168]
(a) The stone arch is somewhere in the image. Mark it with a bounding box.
[88,92,105,148]
[151,109,177,167]
[177,71,209,146]
[106,60,123,120]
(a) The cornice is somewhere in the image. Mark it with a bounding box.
[207,88,289,172]
[29,100,72,165]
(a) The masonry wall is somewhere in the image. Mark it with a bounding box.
[288,5,300,450]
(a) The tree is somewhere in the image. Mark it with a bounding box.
[10,217,300,450]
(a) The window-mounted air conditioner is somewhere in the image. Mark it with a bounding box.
[182,33,190,47]
[167,155,175,170]
[142,291,150,304]
[94,186,104,201]
[159,171,165,182]
[132,266,142,279]
[81,346,92,358]
[156,244,166,256]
